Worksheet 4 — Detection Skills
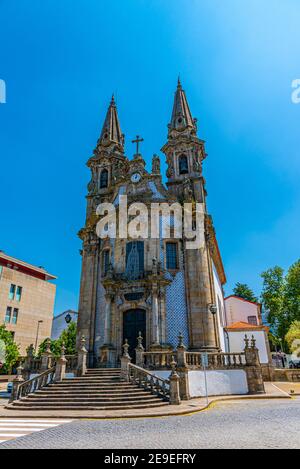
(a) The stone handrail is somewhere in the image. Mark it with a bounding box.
[9,366,56,403]
[128,363,170,401]
[140,351,176,370]
[186,352,246,369]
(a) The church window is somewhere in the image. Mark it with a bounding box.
[166,242,178,270]
[247,316,258,326]
[102,250,110,275]
[126,241,144,280]
[100,169,109,189]
[179,154,189,175]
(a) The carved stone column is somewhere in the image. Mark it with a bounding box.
[168,357,181,405]
[176,333,190,400]
[244,335,265,395]
[41,338,53,371]
[9,365,24,403]
[54,343,67,382]
[77,335,88,377]
[152,285,160,345]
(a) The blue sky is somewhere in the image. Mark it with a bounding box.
[0,0,299,315]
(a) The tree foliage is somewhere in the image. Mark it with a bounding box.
[232,282,258,303]
[38,321,77,358]
[261,260,300,350]
[0,324,20,374]
[285,321,300,355]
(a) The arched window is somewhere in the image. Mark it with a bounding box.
[166,242,178,270]
[100,169,108,189]
[179,154,189,175]
[125,241,144,280]
[102,250,110,275]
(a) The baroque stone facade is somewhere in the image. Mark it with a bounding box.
[77,81,227,367]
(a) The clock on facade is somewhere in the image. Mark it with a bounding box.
[131,173,141,183]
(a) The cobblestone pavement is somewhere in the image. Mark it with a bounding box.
[0,398,299,449]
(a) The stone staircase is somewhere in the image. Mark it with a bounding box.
[8,368,169,411]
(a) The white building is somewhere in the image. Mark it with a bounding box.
[222,296,271,366]
[51,310,78,340]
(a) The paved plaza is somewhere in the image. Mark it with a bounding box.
[0,398,299,449]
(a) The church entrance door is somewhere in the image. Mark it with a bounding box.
[123,309,146,363]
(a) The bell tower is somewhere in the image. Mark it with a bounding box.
[162,79,220,352]
[77,96,127,365]
[161,79,206,202]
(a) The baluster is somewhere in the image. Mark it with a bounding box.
[233,355,237,367]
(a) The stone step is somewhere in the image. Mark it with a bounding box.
[10,399,169,410]
[61,379,122,384]
[24,395,158,403]
[11,401,169,410]
[64,377,121,381]
[35,388,147,397]
[49,383,136,389]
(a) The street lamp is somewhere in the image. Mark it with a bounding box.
[208,304,219,350]
[35,320,43,353]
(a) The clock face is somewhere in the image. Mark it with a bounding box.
[131,173,141,183]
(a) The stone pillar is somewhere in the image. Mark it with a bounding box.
[176,333,190,400]
[135,331,145,368]
[9,365,24,403]
[41,338,53,371]
[23,344,34,381]
[152,286,160,345]
[244,335,265,395]
[77,238,99,368]
[77,335,88,377]
[184,239,218,351]
[121,339,132,381]
[104,293,113,345]
[169,357,181,405]
[54,343,67,382]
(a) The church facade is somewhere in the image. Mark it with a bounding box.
[77,80,227,367]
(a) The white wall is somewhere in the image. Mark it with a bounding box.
[151,369,249,397]
[212,263,227,352]
[188,370,248,397]
[51,311,78,340]
[228,330,269,364]
[225,297,260,326]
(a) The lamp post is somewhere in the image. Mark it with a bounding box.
[209,303,219,350]
[35,320,43,353]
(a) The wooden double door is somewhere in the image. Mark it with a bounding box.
[123,309,146,362]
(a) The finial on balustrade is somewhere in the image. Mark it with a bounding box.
[137,331,144,350]
[251,335,257,349]
[60,342,66,358]
[27,344,35,358]
[45,338,52,354]
[177,332,185,349]
[80,335,87,353]
[123,339,130,358]
[244,334,250,349]
[170,355,178,376]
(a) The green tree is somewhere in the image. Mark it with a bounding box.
[38,322,77,358]
[284,260,300,324]
[233,282,258,303]
[285,321,300,355]
[261,266,285,337]
[261,261,300,350]
[0,324,20,374]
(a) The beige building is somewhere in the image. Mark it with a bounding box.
[0,251,56,355]
[77,80,227,368]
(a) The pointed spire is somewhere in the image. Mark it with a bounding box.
[169,79,196,132]
[98,95,124,150]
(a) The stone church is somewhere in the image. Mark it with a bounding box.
[77,80,227,367]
